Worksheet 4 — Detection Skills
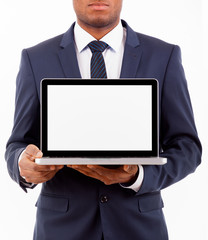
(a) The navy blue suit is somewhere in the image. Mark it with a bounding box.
[5,20,201,240]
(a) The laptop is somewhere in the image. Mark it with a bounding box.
[35,78,167,165]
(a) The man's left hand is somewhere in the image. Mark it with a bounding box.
[67,165,138,185]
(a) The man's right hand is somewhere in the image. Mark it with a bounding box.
[19,144,64,184]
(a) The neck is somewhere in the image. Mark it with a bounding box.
[77,20,120,40]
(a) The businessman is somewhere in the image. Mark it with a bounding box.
[5,0,202,239]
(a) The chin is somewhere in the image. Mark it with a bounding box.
[87,16,117,28]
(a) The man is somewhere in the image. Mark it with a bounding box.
[5,0,202,239]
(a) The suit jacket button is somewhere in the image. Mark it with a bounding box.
[100,195,109,203]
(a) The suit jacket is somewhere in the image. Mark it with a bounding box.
[5,20,201,240]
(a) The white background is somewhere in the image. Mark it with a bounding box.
[0,0,207,239]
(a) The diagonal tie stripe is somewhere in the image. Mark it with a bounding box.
[88,41,108,79]
[91,55,106,76]
[91,53,103,72]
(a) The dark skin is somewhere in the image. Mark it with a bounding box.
[19,0,139,185]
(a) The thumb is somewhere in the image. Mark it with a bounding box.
[25,144,43,159]
[123,165,133,173]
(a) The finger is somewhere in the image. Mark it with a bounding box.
[87,165,130,184]
[87,165,105,175]
[71,165,100,175]
[69,165,137,185]
[22,169,59,184]
[20,157,63,172]
[70,165,107,182]
[87,165,124,176]
[89,165,139,185]
[21,168,53,179]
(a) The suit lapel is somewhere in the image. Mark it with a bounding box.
[58,23,81,78]
[120,20,143,78]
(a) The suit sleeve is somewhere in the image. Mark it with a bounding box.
[138,45,202,195]
[5,49,40,192]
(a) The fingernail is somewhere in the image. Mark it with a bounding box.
[36,151,42,158]
[124,165,129,171]
[50,166,55,170]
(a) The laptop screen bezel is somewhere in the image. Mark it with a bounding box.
[41,78,158,157]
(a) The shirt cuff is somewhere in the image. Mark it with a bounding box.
[120,165,144,192]
[18,150,25,165]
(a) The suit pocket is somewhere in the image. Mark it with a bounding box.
[138,191,164,213]
[35,194,69,213]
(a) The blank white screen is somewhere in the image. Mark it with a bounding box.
[47,85,152,151]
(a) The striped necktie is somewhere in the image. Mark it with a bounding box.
[88,41,108,79]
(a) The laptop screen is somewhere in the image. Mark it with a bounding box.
[41,79,158,157]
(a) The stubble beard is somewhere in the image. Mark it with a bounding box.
[78,13,120,30]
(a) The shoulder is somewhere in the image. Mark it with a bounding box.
[138,32,180,60]
[123,20,176,53]
[25,34,64,56]
[137,32,174,49]
[25,23,75,55]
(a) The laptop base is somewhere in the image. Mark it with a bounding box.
[35,157,167,165]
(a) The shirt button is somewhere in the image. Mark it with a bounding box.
[100,195,109,203]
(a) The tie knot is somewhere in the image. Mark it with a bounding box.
[88,41,108,53]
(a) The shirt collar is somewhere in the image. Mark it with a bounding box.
[74,20,124,53]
